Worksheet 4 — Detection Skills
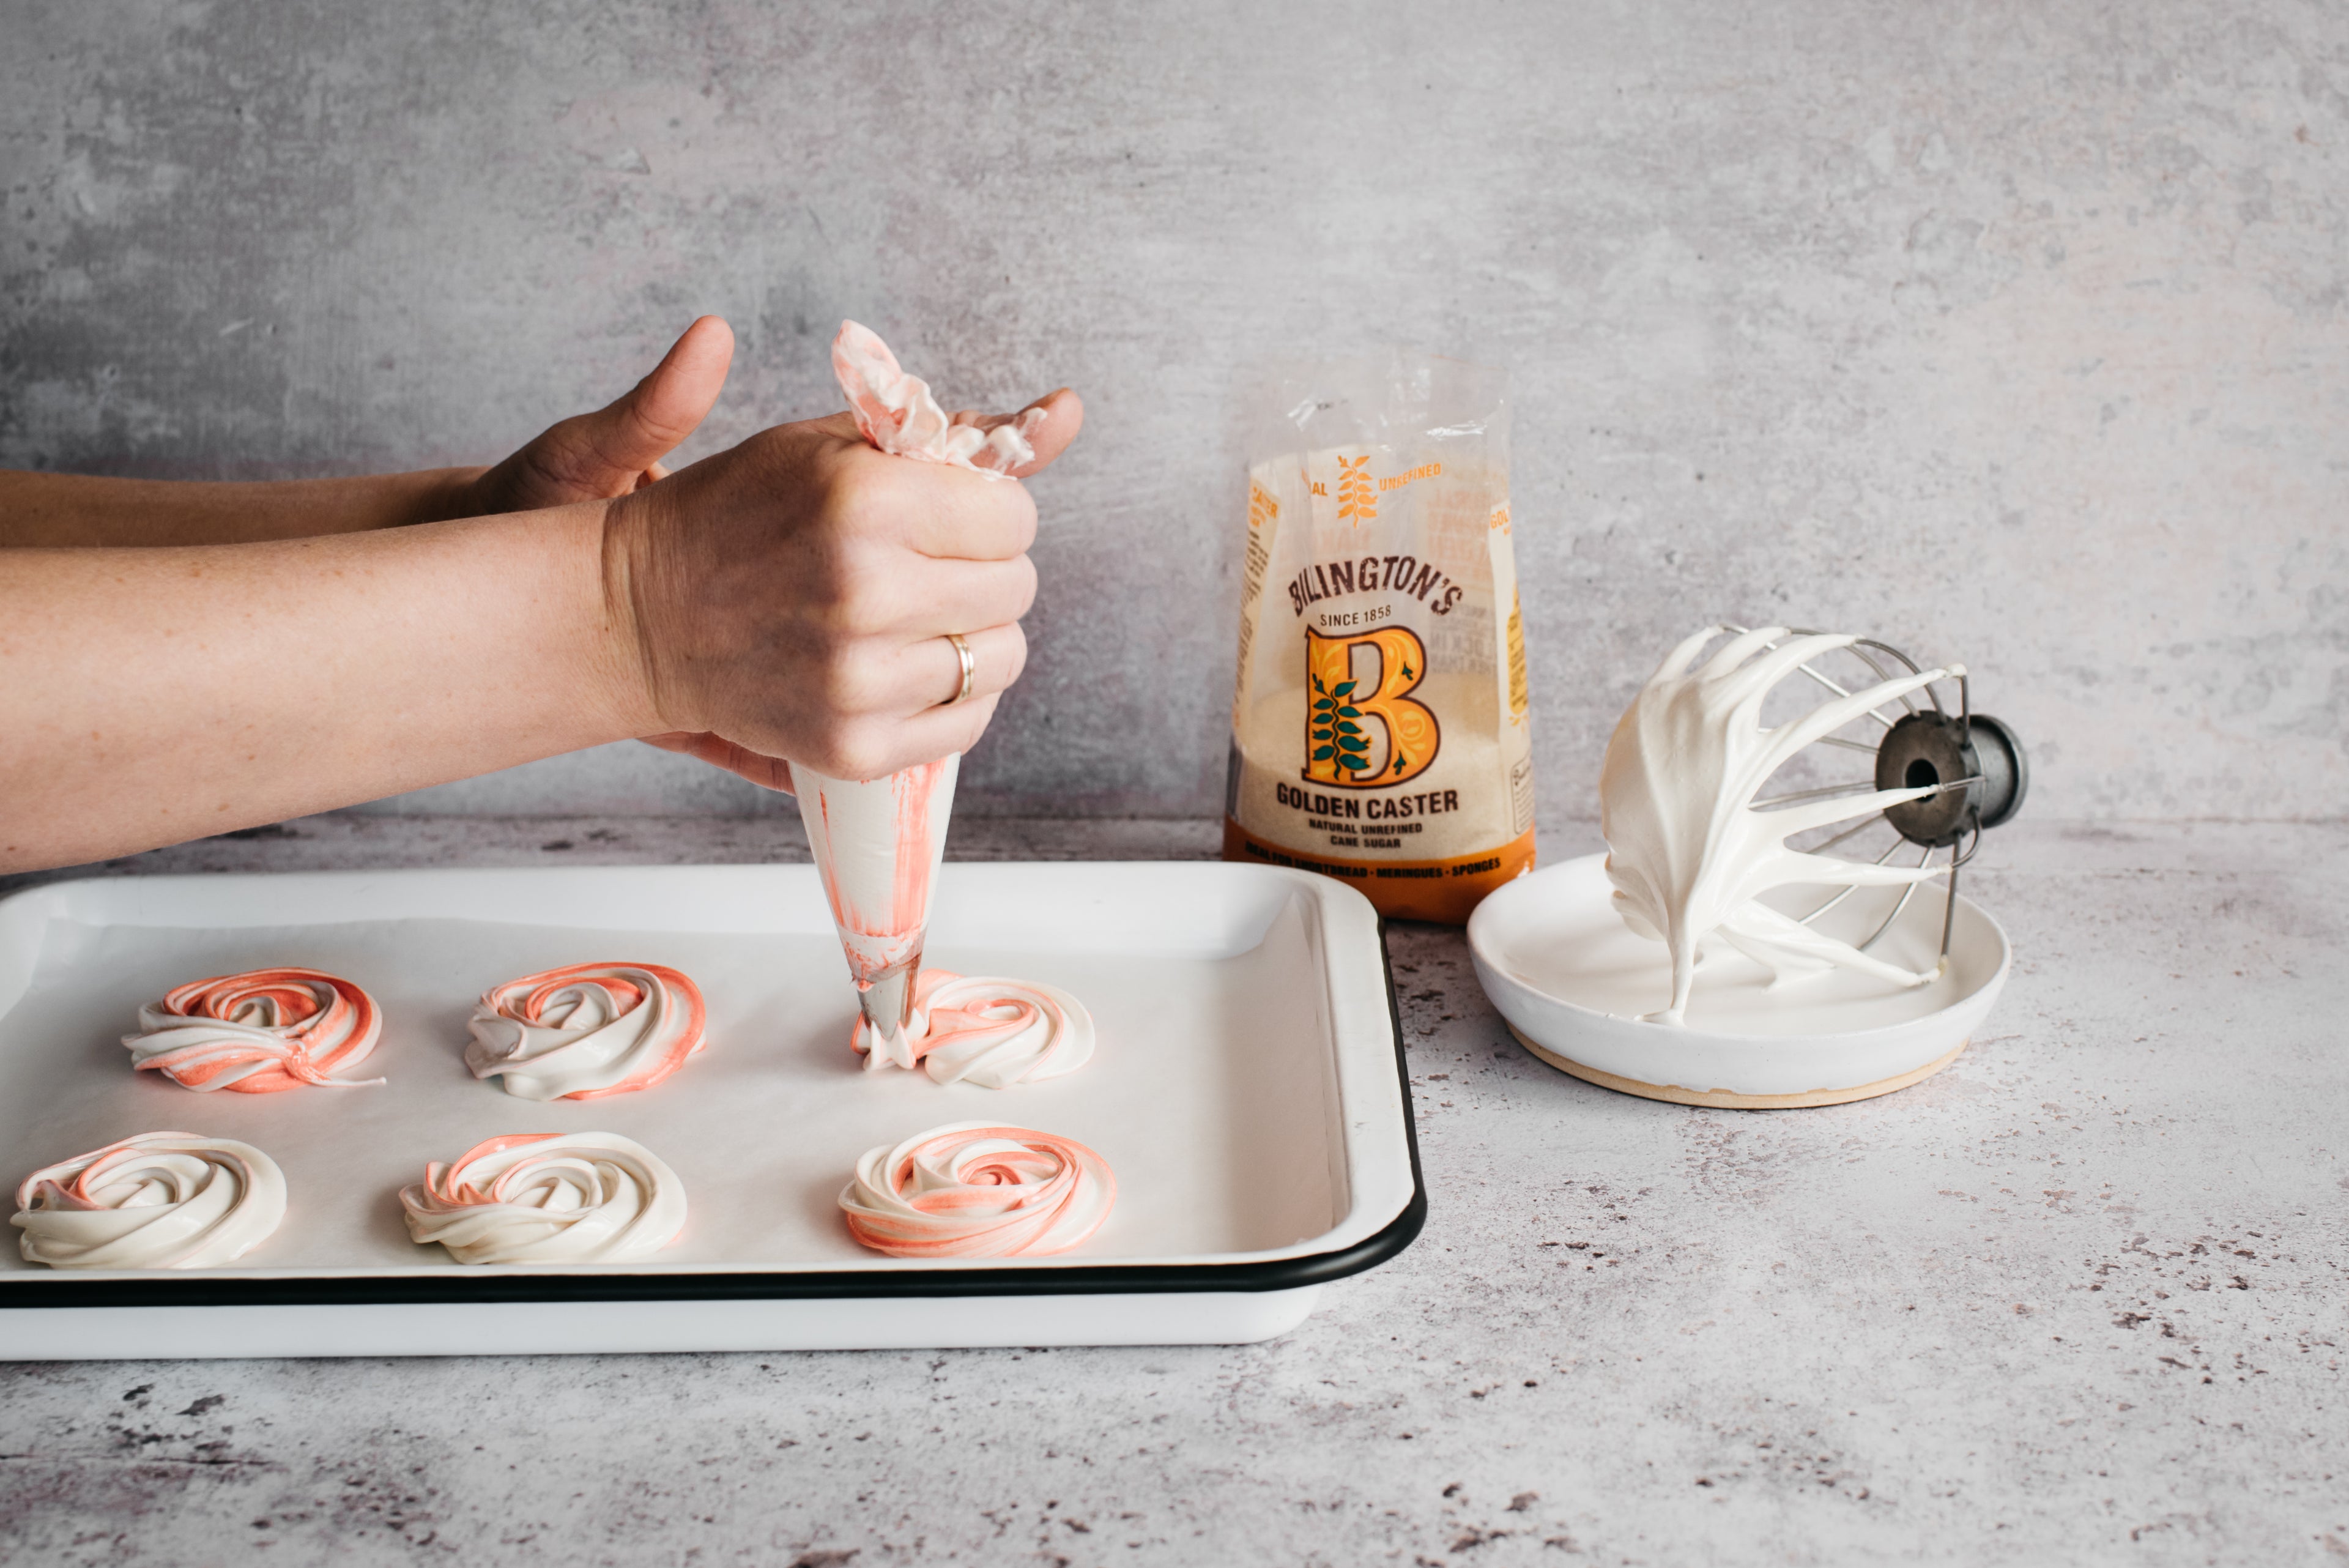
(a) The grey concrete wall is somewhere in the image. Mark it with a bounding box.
[6,0,2343,822]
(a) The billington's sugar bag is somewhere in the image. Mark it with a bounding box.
[1223,352,1534,923]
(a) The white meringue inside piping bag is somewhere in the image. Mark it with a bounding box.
[792,325,1082,1053]
[832,320,1045,475]
[792,319,1044,1052]
[790,754,958,1054]
[1600,626,1955,1025]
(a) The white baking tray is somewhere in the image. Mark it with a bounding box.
[0,861,1421,1357]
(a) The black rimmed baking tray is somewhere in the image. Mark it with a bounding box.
[0,861,1421,1355]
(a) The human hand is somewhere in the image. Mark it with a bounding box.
[608,385,1084,790]
[437,317,737,519]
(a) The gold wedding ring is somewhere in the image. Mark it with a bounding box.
[942,632,976,707]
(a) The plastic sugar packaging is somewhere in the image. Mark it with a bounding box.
[1222,351,1534,923]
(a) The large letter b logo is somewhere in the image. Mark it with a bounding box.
[1304,627,1441,787]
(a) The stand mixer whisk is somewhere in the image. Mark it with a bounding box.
[1600,625,2028,1024]
[1747,626,2027,966]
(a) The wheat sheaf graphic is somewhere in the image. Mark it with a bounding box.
[1335,455,1377,524]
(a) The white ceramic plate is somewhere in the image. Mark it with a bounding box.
[0,861,1421,1356]
[1468,853,2010,1107]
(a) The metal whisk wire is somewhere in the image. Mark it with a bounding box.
[1726,626,2019,967]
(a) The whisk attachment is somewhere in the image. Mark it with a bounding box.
[1601,625,2028,1024]
[1750,628,2027,969]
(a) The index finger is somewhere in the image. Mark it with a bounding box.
[944,388,1085,481]
[838,440,1039,562]
[1011,388,1083,477]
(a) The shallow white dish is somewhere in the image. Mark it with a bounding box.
[0,861,1420,1357]
[1468,853,2010,1107]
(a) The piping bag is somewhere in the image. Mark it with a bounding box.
[787,323,1047,1063]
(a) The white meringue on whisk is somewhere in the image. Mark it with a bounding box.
[1600,626,1959,1025]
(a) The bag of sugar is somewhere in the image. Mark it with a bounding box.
[1222,352,1534,923]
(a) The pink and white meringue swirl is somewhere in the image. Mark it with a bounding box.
[124,968,384,1093]
[850,969,1095,1088]
[12,1132,288,1269]
[400,1132,686,1265]
[465,963,707,1101]
[832,320,1045,477]
[839,1121,1116,1258]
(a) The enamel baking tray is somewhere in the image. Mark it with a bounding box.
[0,861,1421,1358]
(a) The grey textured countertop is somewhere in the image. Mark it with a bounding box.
[1,816,2341,1566]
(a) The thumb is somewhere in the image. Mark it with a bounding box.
[577,314,735,481]
[445,316,737,519]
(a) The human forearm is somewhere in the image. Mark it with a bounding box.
[0,467,490,548]
[1,369,1083,873]
[0,317,744,550]
[0,503,651,871]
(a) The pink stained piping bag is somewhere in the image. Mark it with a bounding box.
[789,755,958,1053]
[795,322,1044,1050]
[831,320,1045,475]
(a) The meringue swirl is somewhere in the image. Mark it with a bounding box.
[12,1132,288,1269]
[124,967,385,1092]
[851,969,1095,1088]
[465,963,707,1101]
[400,1132,686,1265]
[839,1121,1116,1258]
